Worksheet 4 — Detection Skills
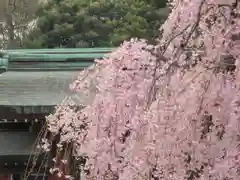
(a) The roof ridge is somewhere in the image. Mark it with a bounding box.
[0,48,113,71]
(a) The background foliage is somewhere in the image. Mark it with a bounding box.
[23,0,168,48]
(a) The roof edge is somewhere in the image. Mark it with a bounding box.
[2,47,115,54]
[0,58,8,73]
[0,47,113,71]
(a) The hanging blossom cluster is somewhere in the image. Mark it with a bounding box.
[42,0,240,179]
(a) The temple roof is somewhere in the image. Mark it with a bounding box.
[0,71,87,106]
[2,47,114,54]
[0,48,108,107]
[0,131,36,156]
[0,47,114,71]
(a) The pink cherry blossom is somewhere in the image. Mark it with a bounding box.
[42,0,240,179]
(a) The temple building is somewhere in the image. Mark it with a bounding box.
[0,48,113,180]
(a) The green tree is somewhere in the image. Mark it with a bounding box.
[141,0,167,8]
[23,0,168,48]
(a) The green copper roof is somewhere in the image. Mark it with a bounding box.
[0,71,88,106]
[7,53,106,70]
[7,53,108,61]
[0,47,114,70]
[3,47,114,54]
[8,62,94,70]
[0,58,8,71]
[0,48,107,106]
